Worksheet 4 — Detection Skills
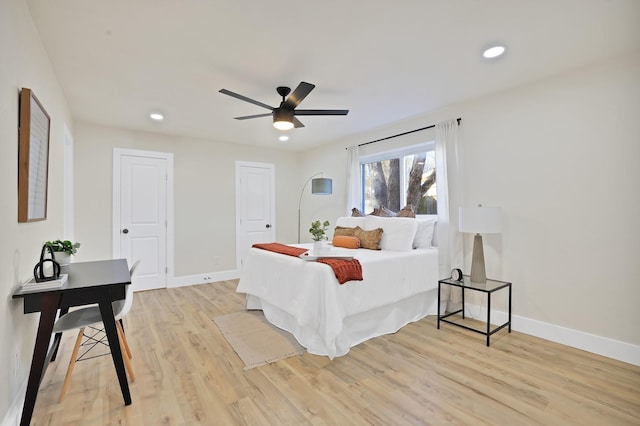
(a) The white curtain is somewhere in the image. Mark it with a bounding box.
[435,119,463,313]
[345,145,361,215]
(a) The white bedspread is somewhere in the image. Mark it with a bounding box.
[236,244,439,358]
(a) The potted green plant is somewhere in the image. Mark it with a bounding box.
[45,239,80,266]
[309,220,329,254]
[309,220,330,241]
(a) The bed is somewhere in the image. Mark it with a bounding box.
[236,215,439,359]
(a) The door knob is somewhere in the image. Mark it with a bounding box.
[122,229,129,234]
[265,224,271,229]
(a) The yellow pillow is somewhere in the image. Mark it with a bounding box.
[353,226,383,250]
[332,235,361,249]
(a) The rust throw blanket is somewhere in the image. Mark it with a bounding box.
[252,243,363,284]
[252,242,308,257]
[316,258,363,284]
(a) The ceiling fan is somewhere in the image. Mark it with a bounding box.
[219,82,349,130]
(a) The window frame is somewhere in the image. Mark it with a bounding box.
[359,141,436,214]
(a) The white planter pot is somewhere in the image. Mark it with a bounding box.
[55,252,71,266]
[313,241,323,255]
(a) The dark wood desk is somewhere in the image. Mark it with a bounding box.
[12,259,132,426]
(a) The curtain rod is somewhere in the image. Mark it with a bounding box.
[355,117,462,148]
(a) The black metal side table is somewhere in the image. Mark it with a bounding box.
[437,275,512,346]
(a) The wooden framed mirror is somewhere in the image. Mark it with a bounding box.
[18,88,51,222]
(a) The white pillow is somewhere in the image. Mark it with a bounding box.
[335,216,366,228]
[364,216,418,251]
[413,217,437,248]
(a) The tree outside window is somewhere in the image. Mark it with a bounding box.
[362,144,436,215]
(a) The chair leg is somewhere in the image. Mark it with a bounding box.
[59,327,85,402]
[116,320,133,359]
[116,322,135,382]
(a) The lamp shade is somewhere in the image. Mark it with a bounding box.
[311,178,332,195]
[459,206,501,234]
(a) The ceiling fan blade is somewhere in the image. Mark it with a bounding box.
[294,109,349,116]
[219,89,274,111]
[293,117,305,128]
[234,113,273,120]
[282,82,315,109]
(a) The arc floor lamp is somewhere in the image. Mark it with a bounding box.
[298,173,332,243]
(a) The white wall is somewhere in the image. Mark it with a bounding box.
[0,0,73,422]
[73,123,301,277]
[302,52,640,356]
[459,52,640,345]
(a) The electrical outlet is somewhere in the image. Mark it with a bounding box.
[203,276,212,281]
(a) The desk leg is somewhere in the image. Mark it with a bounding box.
[98,295,132,406]
[20,293,61,426]
[50,306,69,362]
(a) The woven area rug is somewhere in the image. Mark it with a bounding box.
[213,311,305,370]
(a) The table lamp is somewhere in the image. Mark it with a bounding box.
[459,205,502,283]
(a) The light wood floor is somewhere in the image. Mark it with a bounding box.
[31,280,640,425]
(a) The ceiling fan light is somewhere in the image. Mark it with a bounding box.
[273,108,294,130]
[273,120,294,130]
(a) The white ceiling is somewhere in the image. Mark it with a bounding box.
[26,0,640,151]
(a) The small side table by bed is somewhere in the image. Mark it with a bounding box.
[437,276,512,346]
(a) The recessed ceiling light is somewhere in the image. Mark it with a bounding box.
[150,113,164,121]
[483,45,505,59]
[279,135,289,142]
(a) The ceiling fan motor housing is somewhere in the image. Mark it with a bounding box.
[276,86,291,100]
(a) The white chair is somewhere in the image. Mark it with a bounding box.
[53,260,139,401]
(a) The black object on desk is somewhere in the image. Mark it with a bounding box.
[12,259,132,426]
[437,275,512,346]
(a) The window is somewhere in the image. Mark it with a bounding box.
[361,142,436,215]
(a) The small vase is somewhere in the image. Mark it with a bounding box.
[313,241,323,255]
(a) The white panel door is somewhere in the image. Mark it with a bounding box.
[119,155,167,291]
[236,162,275,270]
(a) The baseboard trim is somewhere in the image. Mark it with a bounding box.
[466,306,640,367]
[169,269,240,288]
[512,314,640,367]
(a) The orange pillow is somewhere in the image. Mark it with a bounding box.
[332,235,361,249]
